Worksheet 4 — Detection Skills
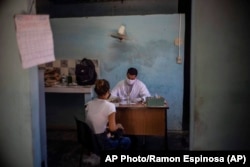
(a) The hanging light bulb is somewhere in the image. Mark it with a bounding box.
[118,25,125,35]
[111,24,128,41]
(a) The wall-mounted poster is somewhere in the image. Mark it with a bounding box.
[14,14,55,69]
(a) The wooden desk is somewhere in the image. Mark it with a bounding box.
[115,103,169,136]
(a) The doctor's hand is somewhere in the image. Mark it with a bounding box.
[109,97,120,103]
[131,98,143,103]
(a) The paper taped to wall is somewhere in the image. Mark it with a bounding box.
[14,14,55,69]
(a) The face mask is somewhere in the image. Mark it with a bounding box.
[126,78,136,85]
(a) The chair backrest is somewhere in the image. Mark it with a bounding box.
[74,116,101,155]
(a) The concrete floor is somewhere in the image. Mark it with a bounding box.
[47,130,189,166]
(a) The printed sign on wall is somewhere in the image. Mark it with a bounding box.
[14,14,55,69]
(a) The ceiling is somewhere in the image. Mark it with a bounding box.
[36,0,179,18]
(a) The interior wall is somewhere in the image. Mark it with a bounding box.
[0,0,41,167]
[190,0,250,150]
[47,14,185,130]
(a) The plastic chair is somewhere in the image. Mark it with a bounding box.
[74,116,101,167]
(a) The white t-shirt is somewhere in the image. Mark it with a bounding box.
[111,79,151,101]
[85,98,116,134]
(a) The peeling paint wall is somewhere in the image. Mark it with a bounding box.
[50,14,185,130]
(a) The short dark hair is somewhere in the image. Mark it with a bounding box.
[127,67,138,76]
[94,79,110,96]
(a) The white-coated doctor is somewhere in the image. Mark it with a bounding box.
[110,67,151,103]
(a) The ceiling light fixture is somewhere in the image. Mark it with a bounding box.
[111,24,128,41]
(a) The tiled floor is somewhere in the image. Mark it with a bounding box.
[46,130,189,167]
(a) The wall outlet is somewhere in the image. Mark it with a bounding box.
[174,38,182,46]
[176,56,182,64]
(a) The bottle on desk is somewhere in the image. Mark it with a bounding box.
[67,73,73,85]
[61,73,67,86]
[127,93,130,104]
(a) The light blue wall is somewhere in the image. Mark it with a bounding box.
[0,0,42,166]
[51,14,185,130]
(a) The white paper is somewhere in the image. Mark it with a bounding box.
[15,14,55,69]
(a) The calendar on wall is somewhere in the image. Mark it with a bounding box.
[14,14,55,69]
